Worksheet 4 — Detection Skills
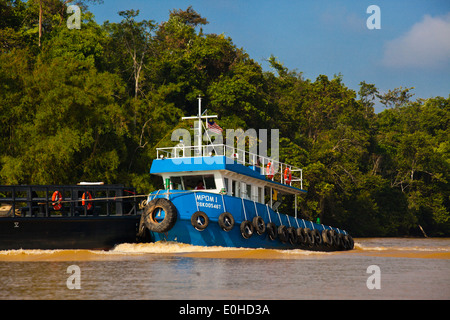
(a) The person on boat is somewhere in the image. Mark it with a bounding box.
[195,181,205,190]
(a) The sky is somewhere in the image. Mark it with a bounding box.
[88,0,450,113]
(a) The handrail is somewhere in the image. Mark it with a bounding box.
[0,185,140,218]
[156,144,303,189]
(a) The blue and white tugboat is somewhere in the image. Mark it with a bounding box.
[138,97,354,251]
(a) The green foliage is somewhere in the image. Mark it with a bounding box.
[0,1,448,236]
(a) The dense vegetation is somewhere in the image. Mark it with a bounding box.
[1,1,449,236]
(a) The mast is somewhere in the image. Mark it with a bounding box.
[198,96,202,154]
[181,96,217,157]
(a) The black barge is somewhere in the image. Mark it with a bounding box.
[0,184,143,250]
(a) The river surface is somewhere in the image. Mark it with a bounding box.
[0,238,449,300]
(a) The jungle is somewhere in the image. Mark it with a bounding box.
[1,1,449,236]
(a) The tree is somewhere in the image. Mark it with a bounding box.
[377,86,415,109]
[169,5,208,28]
[375,96,450,235]
[358,81,378,118]
[0,54,127,184]
[104,10,155,130]
[35,0,103,47]
[0,3,448,235]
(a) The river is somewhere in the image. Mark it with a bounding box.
[0,238,448,300]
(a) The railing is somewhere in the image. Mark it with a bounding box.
[156,144,303,189]
[0,185,140,218]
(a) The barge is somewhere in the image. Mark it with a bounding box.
[0,184,141,250]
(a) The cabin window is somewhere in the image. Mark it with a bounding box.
[176,175,216,190]
[203,175,216,189]
[171,176,184,190]
[232,180,240,197]
[224,178,229,193]
[258,187,263,203]
[246,184,252,200]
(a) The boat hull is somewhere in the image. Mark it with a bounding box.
[143,191,353,251]
[0,216,141,250]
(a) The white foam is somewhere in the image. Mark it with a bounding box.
[354,242,450,252]
[0,248,62,256]
[111,241,249,254]
[111,241,333,256]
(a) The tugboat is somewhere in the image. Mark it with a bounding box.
[138,97,354,251]
[0,183,141,250]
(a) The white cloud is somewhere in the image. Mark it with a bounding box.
[382,13,450,69]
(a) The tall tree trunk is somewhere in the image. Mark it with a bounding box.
[38,0,42,47]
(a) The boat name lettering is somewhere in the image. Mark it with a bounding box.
[195,194,218,202]
[196,194,221,210]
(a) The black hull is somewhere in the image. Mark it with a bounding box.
[0,215,141,250]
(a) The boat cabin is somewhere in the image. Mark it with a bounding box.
[150,97,306,215]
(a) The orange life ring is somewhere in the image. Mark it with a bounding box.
[266,162,274,179]
[82,191,93,210]
[51,191,63,211]
[284,167,292,184]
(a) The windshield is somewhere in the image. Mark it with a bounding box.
[170,175,216,190]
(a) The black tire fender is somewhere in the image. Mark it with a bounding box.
[191,211,209,231]
[240,220,254,239]
[218,212,234,232]
[287,227,298,245]
[296,228,305,244]
[312,229,322,246]
[278,225,288,243]
[303,228,312,246]
[266,222,277,240]
[252,216,266,235]
[143,198,177,233]
[322,229,334,247]
[335,232,343,249]
[322,229,330,246]
[347,235,354,249]
[307,228,315,246]
[329,229,336,247]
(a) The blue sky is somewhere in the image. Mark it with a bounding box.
[89,0,450,113]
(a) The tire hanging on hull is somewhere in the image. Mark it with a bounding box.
[266,222,277,240]
[322,229,334,247]
[252,216,266,235]
[141,198,177,233]
[343,234,354,250]
[240,220,254,239]
[303,228,313,246]
[191,211,209,231]
[287,227,298,245]
[278,225,288,243]
[218,212,234,232]
[311,229,322,246]
[335,232,342,248]
[296,228,306,245]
